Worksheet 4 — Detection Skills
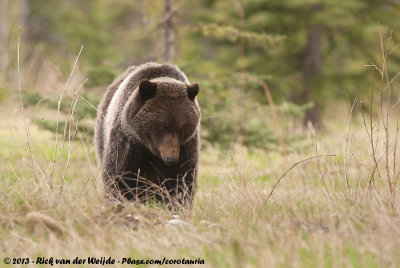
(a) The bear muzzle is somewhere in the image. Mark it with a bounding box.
[158,134,180,166]
[160,150,180,166]
[164,156,179,166]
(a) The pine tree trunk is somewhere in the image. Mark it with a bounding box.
[0,1,9,71]
[235,1,246,146]
[301,4,323,128]
[163,0,174,63]
[20,0,30,40]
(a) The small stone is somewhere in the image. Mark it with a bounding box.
[199,220,211,226]
[208,223,222,229]
[166,219,192,230]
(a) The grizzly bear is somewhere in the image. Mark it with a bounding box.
[95,63,200,206]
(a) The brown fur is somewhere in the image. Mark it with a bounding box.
[95,63,200,206]
[95,65,136,161]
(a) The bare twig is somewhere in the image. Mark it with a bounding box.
[49,45,83,188]
[343,96,357,195]
[388,41,400,55]
[393,86,400,206]
[59,78,88,194]
[363,59,382,76]
[79,95,99,113]
[17,26,44,182]
[61,78,88,154]
[265,154,336,203]
[363,70,382,187]
[378,27,394,205]
[315,128,333,201]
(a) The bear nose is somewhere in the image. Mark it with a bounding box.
[165,156,179,166]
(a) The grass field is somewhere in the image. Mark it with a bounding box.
[0,89,400,268]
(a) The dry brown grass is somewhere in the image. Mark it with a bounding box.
[0,33,399,268]
[1,118,400,267]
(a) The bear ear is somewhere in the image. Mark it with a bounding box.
[138,80,157,99]
[187,83,199,100]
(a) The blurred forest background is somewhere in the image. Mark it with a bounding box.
[1,0,400,152]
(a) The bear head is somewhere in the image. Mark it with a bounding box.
[121,78,200,166]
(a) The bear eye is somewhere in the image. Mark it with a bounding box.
[158,125,167,132]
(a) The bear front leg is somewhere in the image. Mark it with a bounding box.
[173,143,198,206]
[101,131,136,201]
[179,134,199,206]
